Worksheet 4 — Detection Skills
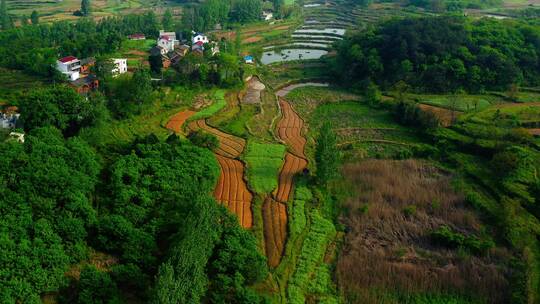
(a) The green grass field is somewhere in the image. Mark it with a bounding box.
[243,141,286,194]
[408,93,505,112]
[0,68,49,101]
[285,86,429,160]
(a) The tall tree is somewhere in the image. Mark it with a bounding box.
[0,0,11,30]
[30,10,39,24]
[81,0,91,16]
[162,8,173,31]
[315,122,339,186]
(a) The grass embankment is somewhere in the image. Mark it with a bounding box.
[110,39,155,67]
[80,86,200,150]
[190,90,227,121]
[0,68,49,101]
[285,86,430,161]
[243,141,286,194]
[247,90,281,142]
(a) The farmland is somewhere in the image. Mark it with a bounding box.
[1,0,540,302]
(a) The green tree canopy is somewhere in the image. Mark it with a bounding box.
[0,127,101,303]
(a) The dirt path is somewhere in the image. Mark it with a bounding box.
[166,110,196,133]
[188,119,246,158]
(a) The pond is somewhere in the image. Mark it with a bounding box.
[261,49,329,65]
[294,28,346,36]
[292,34,343,40]
[292,42,330,48]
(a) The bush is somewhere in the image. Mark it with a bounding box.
[431,226,494,255]
[188,130,219,150]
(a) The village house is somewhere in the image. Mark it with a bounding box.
[69,74,99,94]
[262,11,273,21]
[80,57,95,74]
[9,132,25,143]
[111,58,128,76]
[244,55,254,64]
[192,32,209,45]
[158,30,179,52]
[128,33,146,40]
[56,56,81,81]
[0,106,20,129]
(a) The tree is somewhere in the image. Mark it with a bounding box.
[149,54,163,74]
[20,15,28,26]
[162,8,173,31]
[315,122,339,186]
[81,0,91,16]
[272,0,284,18]
[18,86,100,136]
[0,0,12,30]
[30,10,39,24]
[0,127,100,303]
[365,81,382,106]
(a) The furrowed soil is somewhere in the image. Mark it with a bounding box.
[263,198,288,268]
[166,110,196,133]
[276,98,307,158]
[214,154,253,228]
[274,153,308,203]
[189,118,253,228]
[188,119,246,158]
[262,95,309,267]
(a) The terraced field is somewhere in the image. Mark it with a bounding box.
[214,155,253,228]
[188,118,253,228]
[263,198,288,267]
[188,119,246,158]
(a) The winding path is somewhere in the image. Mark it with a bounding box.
[264,94,310,267]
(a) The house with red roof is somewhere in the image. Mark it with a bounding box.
[56,56,81,81]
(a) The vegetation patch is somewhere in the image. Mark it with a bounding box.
[243,141,286,194]
[337,159,512,303]
[191,90,227,121]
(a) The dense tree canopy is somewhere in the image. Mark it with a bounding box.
[0,127,101,303]
[335,16,540,93]
[18,85,106,136]
[0,13,160,77]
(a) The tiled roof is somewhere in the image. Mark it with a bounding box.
[58,56,78,63]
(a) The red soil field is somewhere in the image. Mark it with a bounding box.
[188,120,246,158]
[274,153,308,203]
[165,110,196,133]
[528,128,540,136]
[214,155,253,228]
[276,99,307,158]
[262,198,288,268]
[418,104,460,127]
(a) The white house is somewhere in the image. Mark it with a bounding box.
[9,132,25,143]
[262,11,273,21]
[158,36,175,52]
[56,56,81,81]
[111,59,128,76]
[192,32,209,45]
[0,112,19,129]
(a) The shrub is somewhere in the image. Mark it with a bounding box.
[188,130,219,150]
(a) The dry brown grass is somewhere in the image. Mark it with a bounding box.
[337,159,511,303]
